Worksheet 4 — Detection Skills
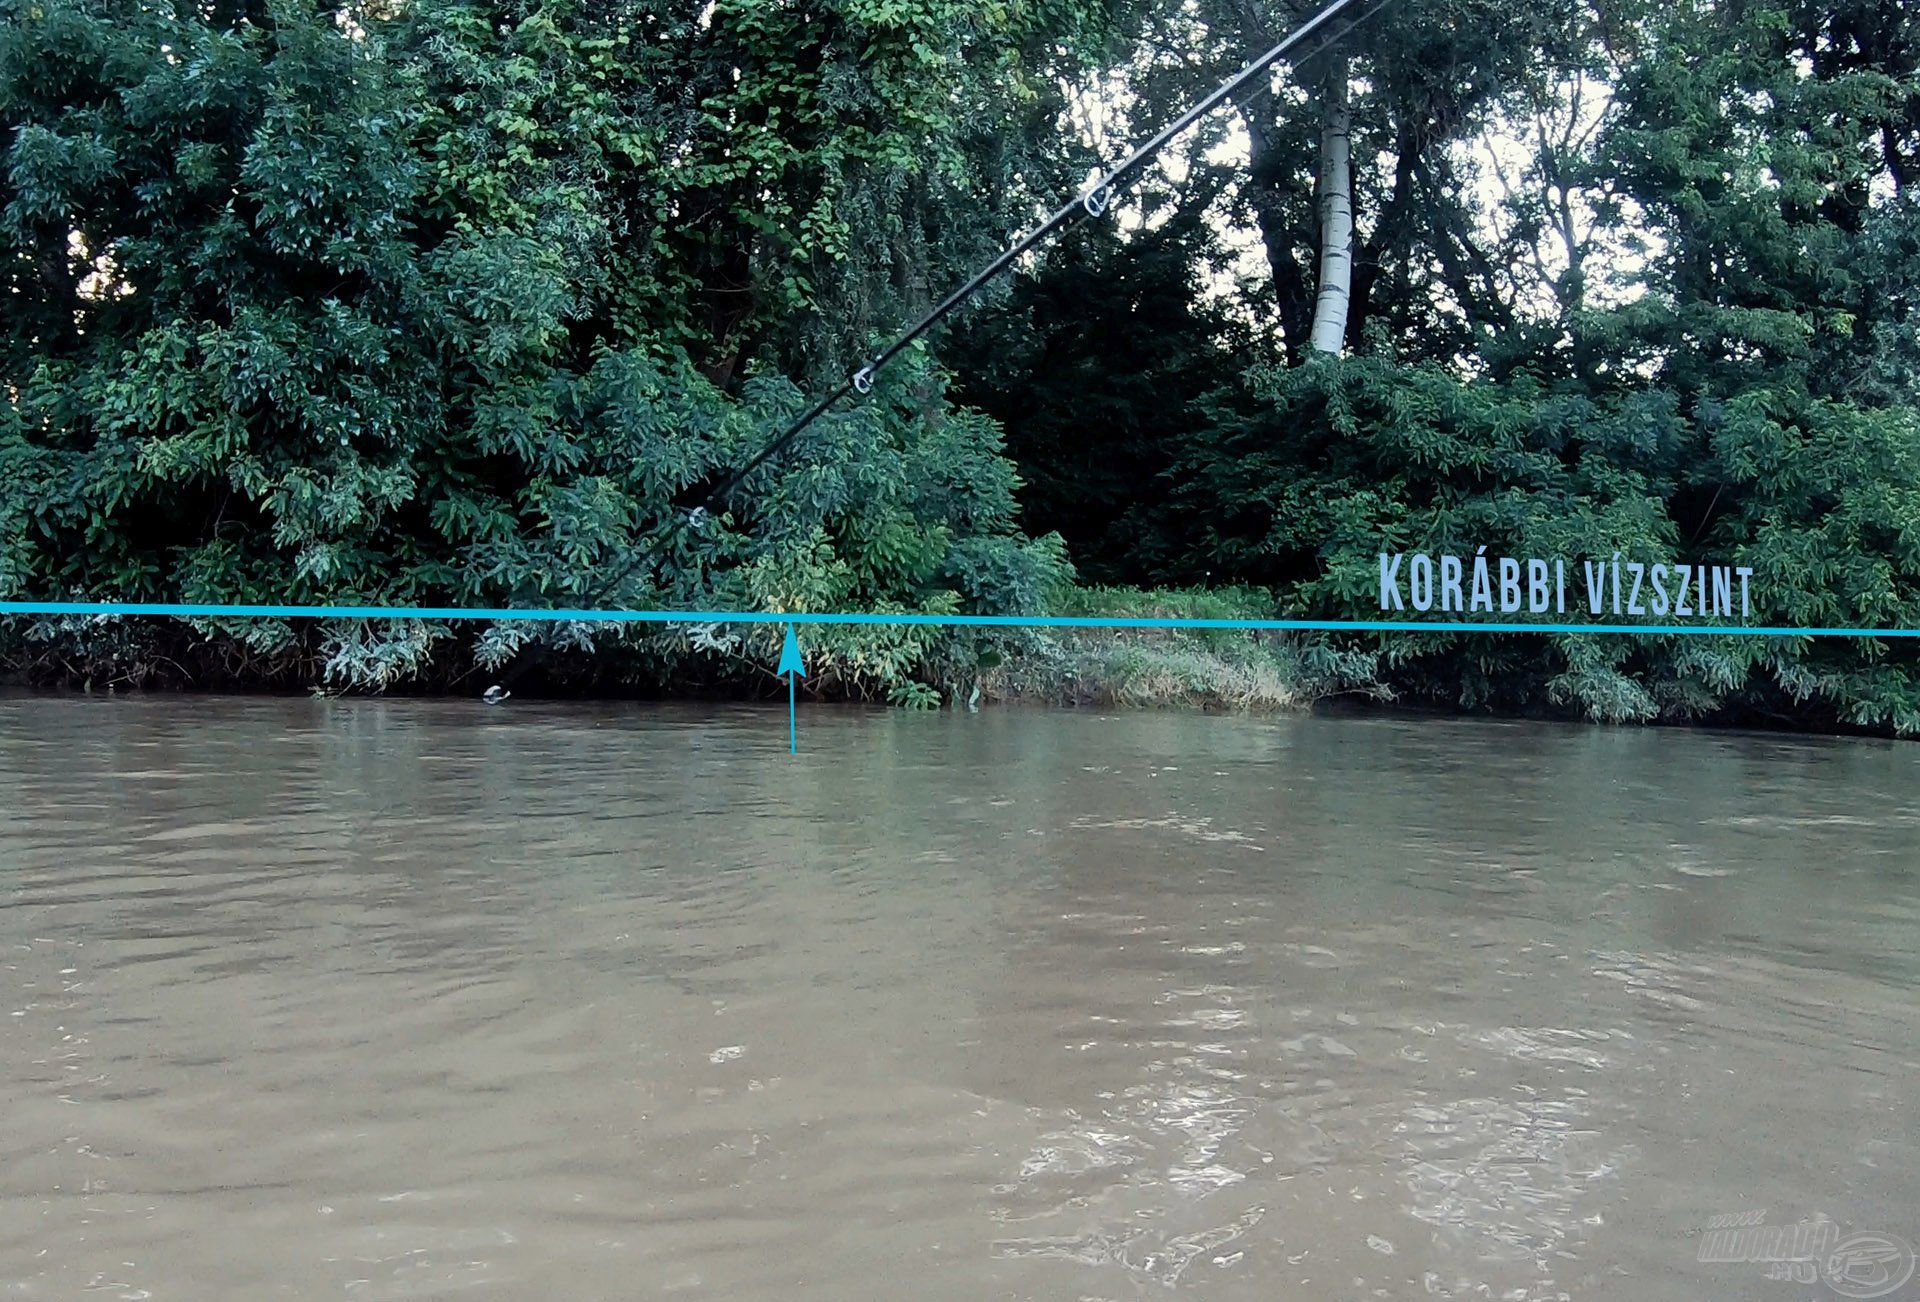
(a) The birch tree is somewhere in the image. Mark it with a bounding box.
[1307,53,1354,353]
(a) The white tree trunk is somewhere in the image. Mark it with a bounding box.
[1308,56,1353,355]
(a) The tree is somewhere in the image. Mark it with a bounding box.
[945,171,1245,581]
[1306,49,1352,353]
[0,0,1076,696]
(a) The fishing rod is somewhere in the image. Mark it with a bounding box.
[483,0,1388,702]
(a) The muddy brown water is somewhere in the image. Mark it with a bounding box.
[2,696,1917,1300]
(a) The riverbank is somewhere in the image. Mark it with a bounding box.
[0,585,1351,713]
[5,587,1916,738]
[974,586,1358,711]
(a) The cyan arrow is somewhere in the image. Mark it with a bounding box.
[777,625,805,754]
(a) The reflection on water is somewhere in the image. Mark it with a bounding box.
[1,697,1917,1300]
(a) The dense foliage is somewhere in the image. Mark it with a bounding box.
[957,0,1920,731]
[0,0,1093,696]
[3,0,1918,730]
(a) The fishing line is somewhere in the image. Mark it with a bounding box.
[484,0,1398,702]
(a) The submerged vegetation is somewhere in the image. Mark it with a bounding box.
[2,0,1918,731]
[980,587,1369,711]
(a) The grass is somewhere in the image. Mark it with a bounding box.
[980,585,1332,711]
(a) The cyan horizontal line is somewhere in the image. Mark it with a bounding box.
[0,600,1911,638]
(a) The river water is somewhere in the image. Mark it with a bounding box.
[2,697,1917,1300]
